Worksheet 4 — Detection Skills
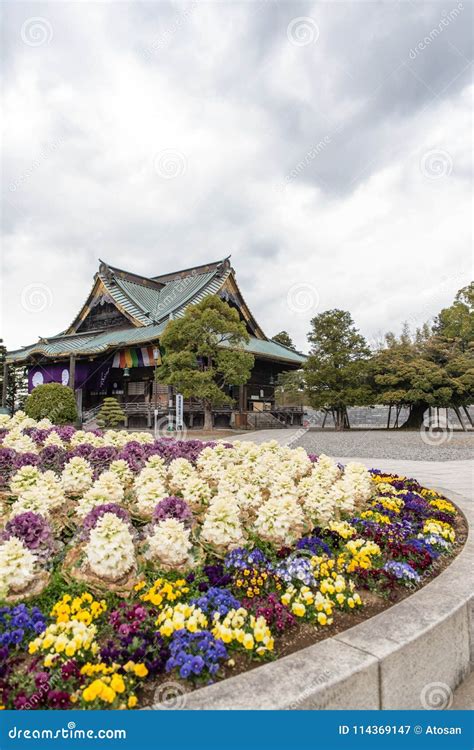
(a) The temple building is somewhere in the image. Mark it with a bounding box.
[5,258,306,429]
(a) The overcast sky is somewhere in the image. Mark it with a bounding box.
[1,0,472,353]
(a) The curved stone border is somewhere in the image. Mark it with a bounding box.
[154,488,473,710]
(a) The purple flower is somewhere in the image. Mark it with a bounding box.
[2,513,55,562]
[38,445,67,474]
[166,630,227,683]
[153,497,193,527]
[0,448,17,488]
[88,446,118,477]
[81,504,131,540]
[191,587,240,617]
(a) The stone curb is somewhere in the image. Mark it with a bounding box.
[152,487,473,710]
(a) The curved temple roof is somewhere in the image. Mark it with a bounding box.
[7,258,306,366]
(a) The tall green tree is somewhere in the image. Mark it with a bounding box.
[304,309,372,429]
[370,285,474,428]
[433,282,474,351]
[272,331,295,349]
[156,296,254,430]
[369,335,448,427]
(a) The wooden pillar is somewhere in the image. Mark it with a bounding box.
[69,355,76,392]
[238,384,244,414]
[75,389,83,427]
[2,361,9,409]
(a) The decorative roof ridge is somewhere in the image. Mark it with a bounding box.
[156,264,232,324]
[151,256,231,284]
[98,267,152,326]
[98,260,165,290]
[225,271,266,340]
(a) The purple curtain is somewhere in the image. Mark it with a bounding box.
[28,360,112,392]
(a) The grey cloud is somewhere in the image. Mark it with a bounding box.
[1,0,471,351]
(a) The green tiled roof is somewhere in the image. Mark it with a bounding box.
[6,324,166,363]
[7,328,305,365]
[222,337,306,364]
[99,264,231,326]
[7,258,306,366]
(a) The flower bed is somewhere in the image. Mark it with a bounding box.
[0,411,465,710]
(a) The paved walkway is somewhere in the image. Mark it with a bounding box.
[230,429,473,709]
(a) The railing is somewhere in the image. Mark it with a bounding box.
[82,401,305,428]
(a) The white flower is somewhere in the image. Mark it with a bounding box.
[10,465,41,495]
[0,537,37,594]
[3,429,37,454]
[42,432,65,449]
[254,495,305,546]
[340,463,373,507]
[168,458,196,493]
[311,454,342,488]
[134,466,167,491]
[144,454,167,471]
[93,471,124,503]
[147,518,193,567]
[35,418,54,429]
[76,471,124,518]
[299,479,337,525]
[109,459,133,487]
[181,476,213,511]
[134,478,169,515]
[11,471,65,518]
[85,513,135,581]
[9,411,37,430]
[61,457,94,495]
[200,494,245,550]
[196,444,236,481]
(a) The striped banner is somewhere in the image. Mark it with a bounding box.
[112,346,161,369]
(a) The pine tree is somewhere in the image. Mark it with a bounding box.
[304,309,372,429]
[156,296,254,430]
[96,397,126,428]
[272,331,295,349]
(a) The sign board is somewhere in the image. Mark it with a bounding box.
[175,393,184,430]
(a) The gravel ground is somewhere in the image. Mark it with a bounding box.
[294,429,474,461]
